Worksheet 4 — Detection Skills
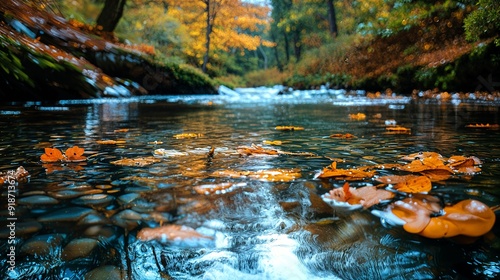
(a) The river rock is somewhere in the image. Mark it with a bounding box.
[19,233,66,255]
[84,265,124,280]
[61,237,99,261]
[18,195,59,206]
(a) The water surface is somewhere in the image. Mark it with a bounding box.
[1,92,499,279]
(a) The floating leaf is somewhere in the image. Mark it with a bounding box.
[237,144,279,156]
[263,140,282,145]
[154,149,189,157]
[447,156,482,174]
[275,126,304,131]
[393,175,432,193]
[322,182,394,208]
[388,197,496,238]
[398,157,453,181]
[110,156,161,167]
[348,113,366,120]
[465,123,499,129]
[385,126,411,134]
[40,147,64,163]
[173,133,203,139]
[329,133,356,139]
[317,162,375,181]
[193,182,248,195]
[211,168,301,182]
[401,152,444,161]
[113,128,129,133]
[65,146,86,162]
[96,140,126,145]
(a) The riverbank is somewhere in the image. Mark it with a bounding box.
[0,0,217,102]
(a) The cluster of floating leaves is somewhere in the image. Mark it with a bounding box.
[319,151,493,239]
[35,127,494,242]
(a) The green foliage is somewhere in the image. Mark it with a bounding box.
[1,35,34,86]
[464,0,500,45]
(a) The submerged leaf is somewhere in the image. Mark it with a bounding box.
[211,168,301,182]
[137,224,212,242]
[348,113,366,120]
[329,133,356,139]
[110,156,161,167]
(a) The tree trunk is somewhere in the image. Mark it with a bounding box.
[327,0,338,38]
[271,31,283,71]
[202,0,214,73]
[96,0,127,33]
[283,32,290,63]
[292,30,301,61]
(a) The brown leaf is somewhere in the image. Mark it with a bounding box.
[324,182,394,208]
[237,144,279,156]
[275,126,304,131]
[317,162,375,181]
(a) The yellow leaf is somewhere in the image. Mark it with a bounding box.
[110,156,161,167]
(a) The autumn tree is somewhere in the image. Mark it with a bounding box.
[167,0,272,74]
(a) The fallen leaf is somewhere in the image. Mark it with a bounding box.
[401,152,444,161]
[113,128,129,133]
[275,126,304,131]
[96,140,126,145]
[154,149,189,157]
[110,156,161,167]
[323,182,394,208]
[398,157,453,181]
[211,168,301,182]
[65,146,86,162]
[137,224,212,242]
[465,123,499,129]
[317,162,375,181]
[263,140,283,145]
[389,195,442,233]
[173,133,203,139]
[40,147,64,163]
[393,175,432,193]
[447,156,481,174]
[329,133,356,139]
[385,126,411,134]
[237,144,279,156]
[348,113,366,120]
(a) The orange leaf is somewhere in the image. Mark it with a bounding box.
[393,175,432,193]
[342,182,352,200]
[65,146,86,161]
[40,147,64,163]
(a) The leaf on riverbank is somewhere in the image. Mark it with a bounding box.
[322,182,394,208]
[96,140,127,145]
[211,168,301,182]
[110,156,160,167]
[317,162,375,181]
[237,144,279,156]
[275,126,304,131]
[173,133,203,139]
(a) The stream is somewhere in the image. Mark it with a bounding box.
[1,90,500,279]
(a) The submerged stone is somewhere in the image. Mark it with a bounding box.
[38,207,95,223]
[84,265,124,280]
[18,195,59,206]
[19,233,66,255]
[72,194,115,208]
[61,237,99,261]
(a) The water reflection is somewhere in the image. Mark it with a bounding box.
[0,94,499,279]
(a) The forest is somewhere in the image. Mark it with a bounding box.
[1,0,500,100]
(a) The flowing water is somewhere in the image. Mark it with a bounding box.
[1,91,500,279]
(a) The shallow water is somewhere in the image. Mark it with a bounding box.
[1,92,500,279]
